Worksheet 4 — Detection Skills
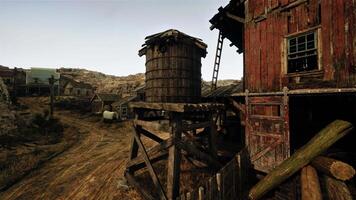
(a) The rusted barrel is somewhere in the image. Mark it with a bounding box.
[139,29,207,103]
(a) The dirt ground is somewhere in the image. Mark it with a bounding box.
[0,97,143,200]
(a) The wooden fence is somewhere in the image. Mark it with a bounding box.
[176,149,249,200]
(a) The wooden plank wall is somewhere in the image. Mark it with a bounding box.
[244,0,355,93]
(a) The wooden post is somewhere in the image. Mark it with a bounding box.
[167,113,182,200]
[236,148,249,200]
[248,120,353,200]
[300,165,322,200]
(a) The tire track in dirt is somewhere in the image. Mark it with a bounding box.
[0,97,141,200]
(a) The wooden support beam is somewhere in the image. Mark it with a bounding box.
[126,137,173,171]
[167,114,183,200]
[139,126,164,143]
[125,171,155,200]
[127,151,168,172]
[134,127,167,200]
[248,120,353,200]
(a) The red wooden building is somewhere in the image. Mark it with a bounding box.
[210,0,355,173]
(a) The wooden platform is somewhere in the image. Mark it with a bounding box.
[129,102,225,113]
[125,103,223,200]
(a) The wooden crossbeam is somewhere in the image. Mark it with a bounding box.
[139,126,164,143]
[126,137,173,171]
[133,127,168,200]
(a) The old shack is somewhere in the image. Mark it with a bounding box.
[90,93,120,113]
[63,79,93,97]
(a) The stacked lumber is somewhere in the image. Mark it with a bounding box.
[248,120,355,200]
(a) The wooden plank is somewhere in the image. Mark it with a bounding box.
[167,114,183,200]
[134,128,167,200]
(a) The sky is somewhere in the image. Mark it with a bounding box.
[0,0,243,81]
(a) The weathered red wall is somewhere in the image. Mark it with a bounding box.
[244,0,355,92]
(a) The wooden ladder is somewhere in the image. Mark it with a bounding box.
[211,30,224,91]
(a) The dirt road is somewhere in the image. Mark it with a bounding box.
[0,98,142,200]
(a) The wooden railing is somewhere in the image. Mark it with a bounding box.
[176,149,249,200]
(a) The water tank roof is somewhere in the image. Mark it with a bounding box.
[139,29,207,57]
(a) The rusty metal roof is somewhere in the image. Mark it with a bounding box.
[203,82,243,98]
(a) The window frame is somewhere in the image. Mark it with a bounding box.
[282,27,322,76]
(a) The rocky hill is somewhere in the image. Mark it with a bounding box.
[58,68,145,95]
[58,68,239,96]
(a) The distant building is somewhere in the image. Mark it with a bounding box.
[63,79,93,97]
[90,93,120,114]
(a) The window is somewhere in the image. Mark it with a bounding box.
[287,32,318,73]
[122,106,128,116]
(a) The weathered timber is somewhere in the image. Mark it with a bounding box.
[133,128,167,200]
[125,171,155,200]
[167,114,182,200]
[300,165,322,200]
[324,175,353,200]
[248,120,353,200]
[177,139,222,169]
[311,156,355,181]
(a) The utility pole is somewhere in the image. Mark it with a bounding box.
[48,75,55,118]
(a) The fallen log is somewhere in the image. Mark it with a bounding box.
[248,120,353,200]
[311,156,355,181]
[301,165,322,200]
[324,175,353,200]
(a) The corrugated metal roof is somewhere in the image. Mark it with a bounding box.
[203,82,243,98]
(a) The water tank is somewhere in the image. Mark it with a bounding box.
[139,29,207,103]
